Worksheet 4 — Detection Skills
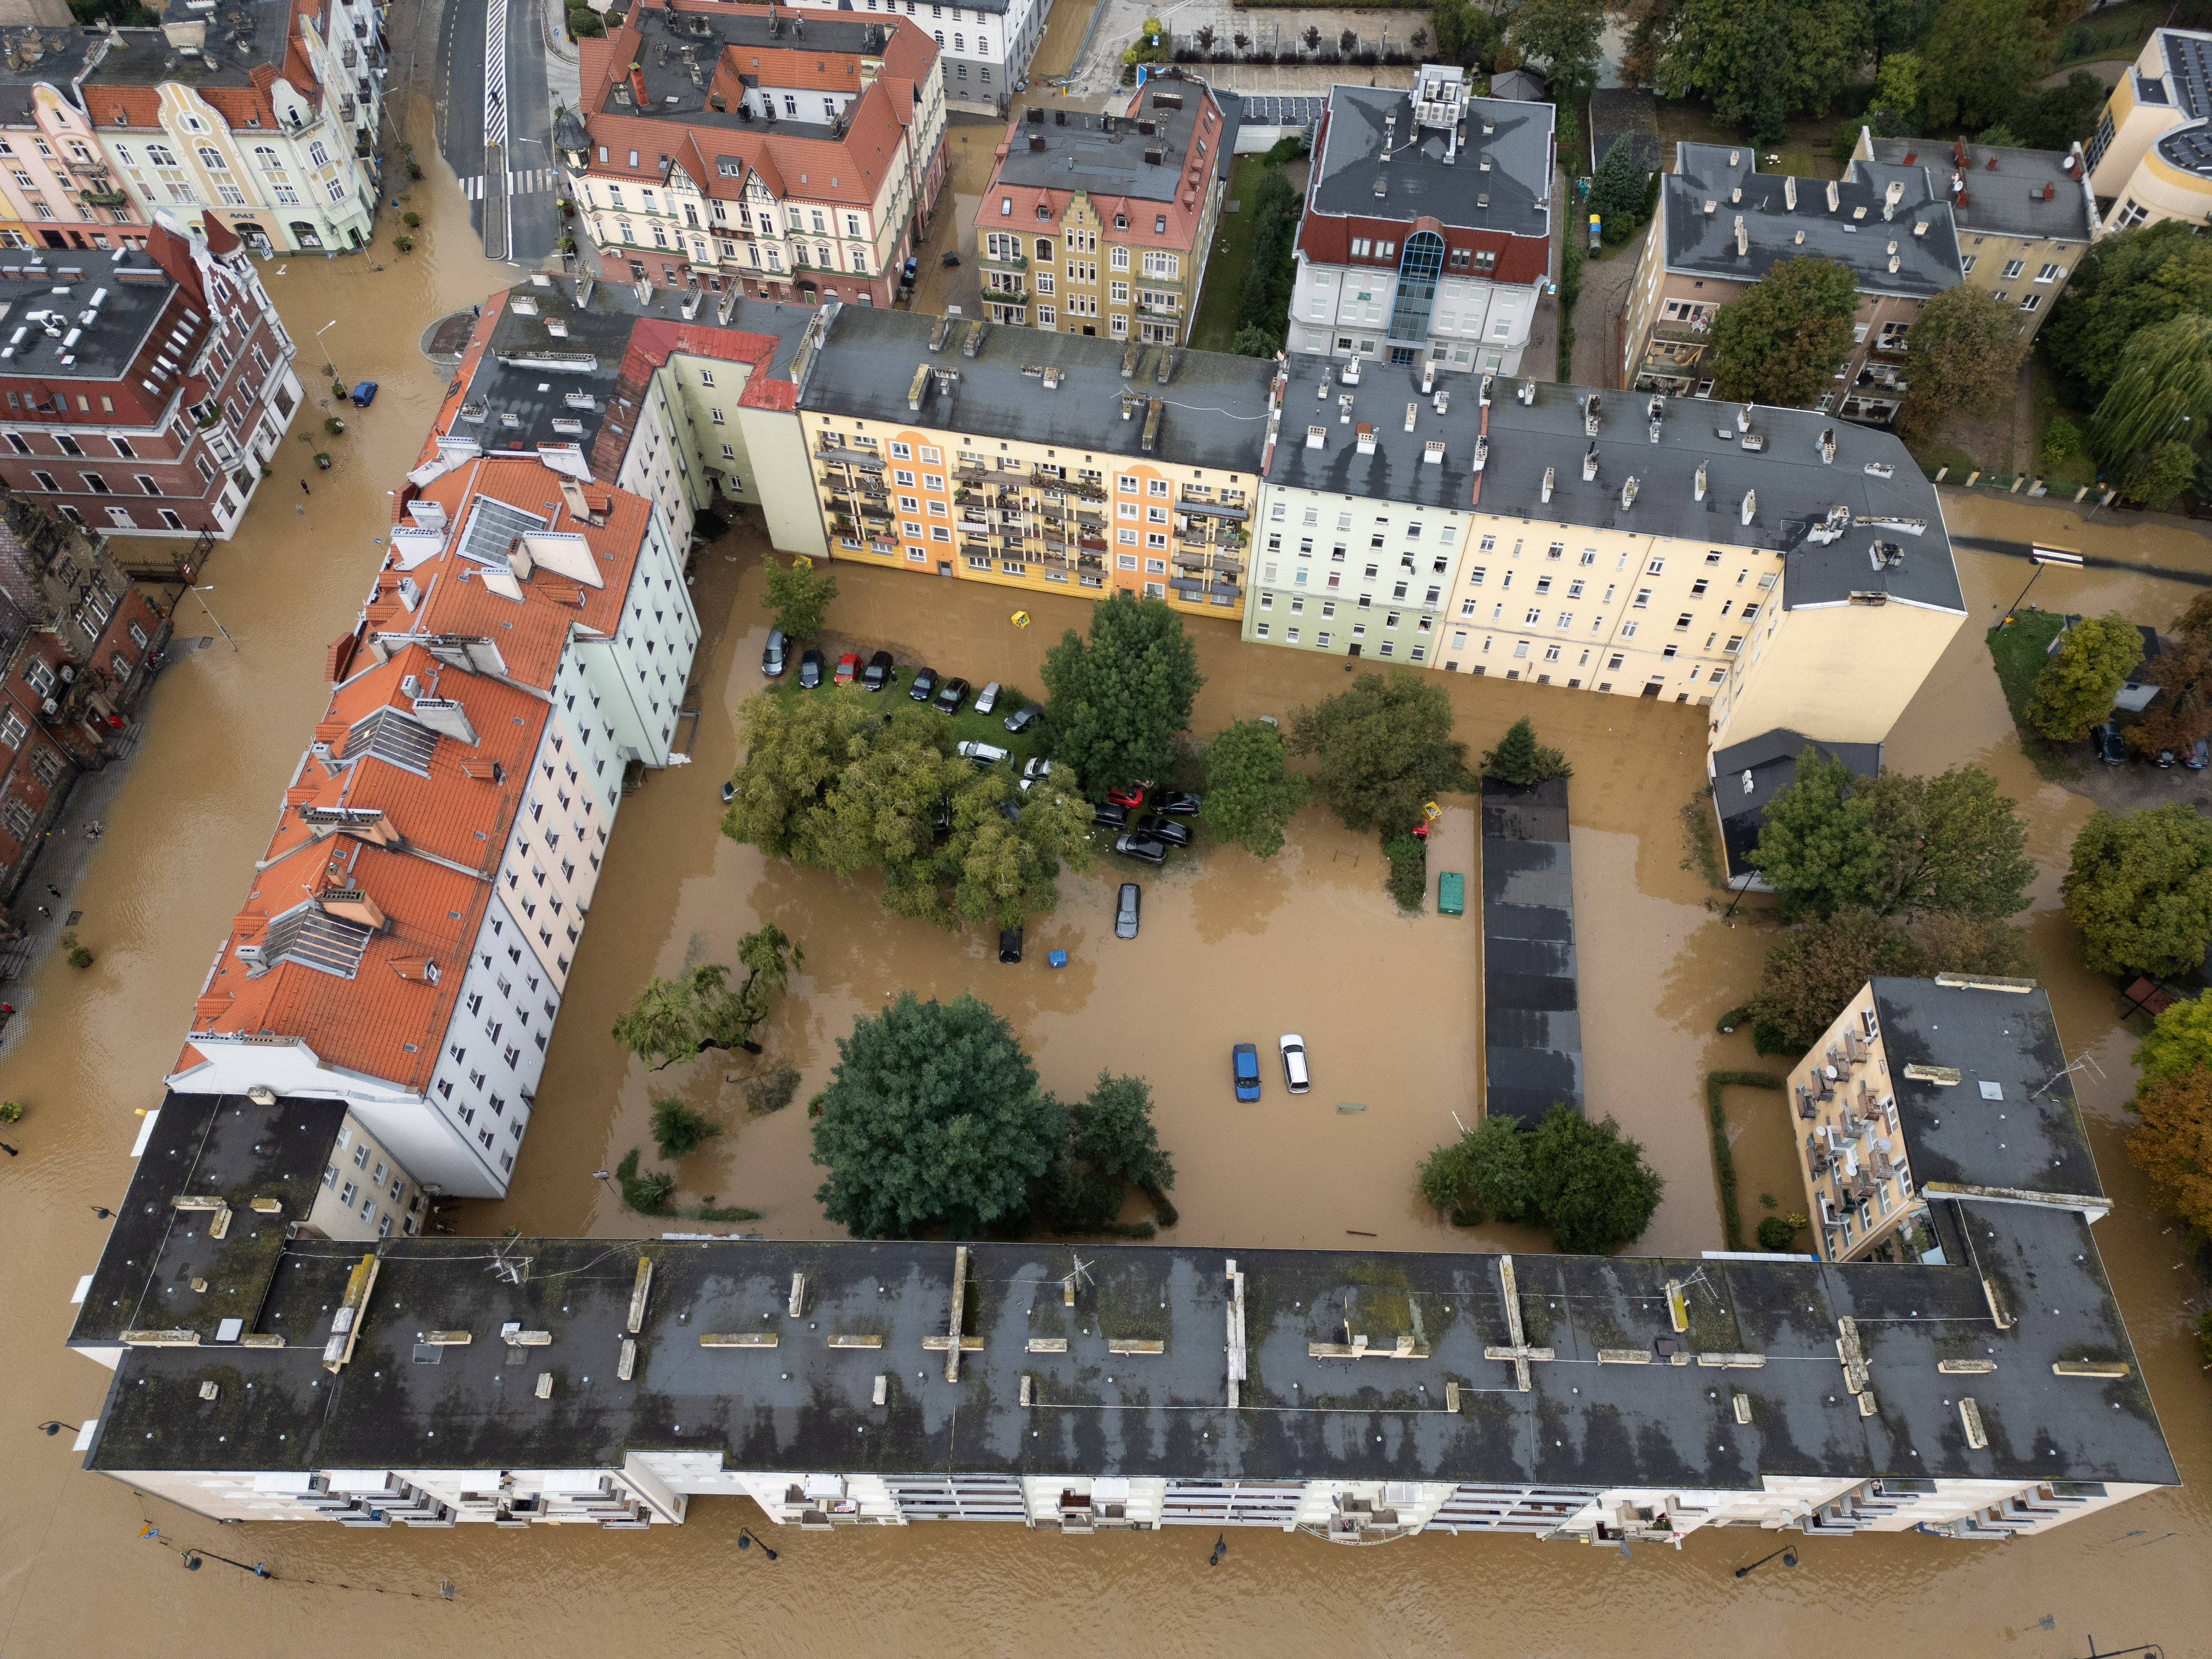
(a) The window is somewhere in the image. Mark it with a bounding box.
[2001,259,2025,280]
[1633,588,1651,608]
[2018,294,2041,312]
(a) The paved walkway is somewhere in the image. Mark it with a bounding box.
[1570,221,1648,392]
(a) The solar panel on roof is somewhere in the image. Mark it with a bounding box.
[458,495,549,569]
[259,902,374,980]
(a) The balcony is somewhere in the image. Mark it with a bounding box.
[1648,318,1711,343]
[1178,497,1248,520]
[981,250,1028,270]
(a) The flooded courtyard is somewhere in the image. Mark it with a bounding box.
[0,65,2208,1654]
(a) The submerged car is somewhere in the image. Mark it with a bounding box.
[998,926,1024,963]
[1232,1042,1261,1102]
[862,650,895,692]
[1115,882,1141,939]
[798,648,825,689]
[1113,833,1169,866]
[1278,1034,1310,1094]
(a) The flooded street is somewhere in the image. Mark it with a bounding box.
[2,71,2211,1649]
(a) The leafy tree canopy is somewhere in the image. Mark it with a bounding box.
[2135,994,2212,1091]
[811,992,1063,1238]
[1526,1107,1666,1253]
[650,1096,721,1159]
[2008,69,2111,150]
[2063,805,2212,976]
[2044,221,2212,400]
[722,692,1093,931]
[2126,637,2212,760]
[1069,1071,1176,1193]
[1417,1113,1534,1223]
[1039,594,1204,794]
[2120,438,2199,509]
[1200,718,1311,858]
[1709,257,1860,408]
[1746,907,1926,1054]
[1430,0,1503,70]
[1748,748,1886,918]
[1900,285,2029,438]
[761,554,838,641]
[2090,313,2212,475]
[1481,715,1573,785]
[1506,0,1605,98]
[1652,0,1871,133]
[1286,670,1467,833]
[1854,765,2035,921]
[612,934,802,1070]
[1919,0,2050,131]
[2024,612,2145,741]
[2126,1064,2212,1237]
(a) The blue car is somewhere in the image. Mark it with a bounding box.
[1232,1042,1261,1102]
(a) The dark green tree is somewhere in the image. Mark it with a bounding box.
[1856,766,2035,920]
[811,992,1064,1237]
[2119,431,2199,511]
[2062,805,2212,975]
[650,1095,721,1159]
[1287,670,1467,834]
[1526,1107,1666,1253]
[1746,909,1924,1053]
[2090,313,2212,476]
[1069,1071,1176,1193]
[1900,285,2029,438]
[1585,133,1646,227]
[1231,323,1280,357]
[1481,715,1572,785]
[760,554,838,641]
[2024,612,2145,740]
[1748,748,1885,918]
[1708,257,1860,409]
[2011,69,2111,149]
[1200,718,1310,857]
[1507,0,1606,103]
[1430,0,1502,69]
[1918,0,2046,131]
[1652,0,1872,131]
[1234,162,1299,352]
[1039,593,1204,793]
[1417,1113,1534,1223]
[2044,221,2212,401]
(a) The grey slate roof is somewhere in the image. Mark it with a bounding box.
[1865,139,2094,244]
[0,246,183,383]
[0,26,101,121]
[1710,729,1883,880]
[799,304,1279,477]
[1469,382,1965,615]
[1266,352,1493,512]
[993,81,1221,205]
[1308,84,1553,239]
[1664,144,1964,297]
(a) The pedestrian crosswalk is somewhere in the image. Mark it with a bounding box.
[459,168,560,200]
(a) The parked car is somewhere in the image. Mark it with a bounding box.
[998,799,1022,823]
[1019,758,1053,793]
[1107,783,1150,809]
[761,627,788,677]
[1090,802,1129,832]
[798,647,825,689]
[1114,833,1169,866]
[1114,882,1141,939]
[956,740,1008,765]
[1232,1042,1261,1103]
[2093,721,2127,765]
[862,650,895,692]
[834,651,860,685]
[1159,791,1203,817]
[2188,737,2209,771]
[998,926,1024,963]
[1003,704,1042,735]
[1136,812,1192,848]
[934,676,971,715]
[2151,744,2179,769]
[974,681,1001,715]
[909,665,939,702]
[1278,1034,1311,1094]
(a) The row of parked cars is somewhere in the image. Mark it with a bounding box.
[1092,784,1204,867]
[764,631,1046,730]
[2092,723,2209,769]
[1231,1036,1311,1099]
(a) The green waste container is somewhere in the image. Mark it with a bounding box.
[1438,871,1465,916]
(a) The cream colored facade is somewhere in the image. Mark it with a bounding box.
[659,351,825,558]
[2086,27,2212,234]
[308,1113,426,1242]
[978,185,1220,348]
[1787,985,1925,1263]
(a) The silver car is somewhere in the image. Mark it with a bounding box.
[1278,1034,1310,1094]
[974,680,1001,715]
[1115,882,1141,939]
[956,740,1008,765]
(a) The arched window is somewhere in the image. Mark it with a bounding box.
[196,146,226,172]
[1386,230,1446,345]
[146,144,176,167]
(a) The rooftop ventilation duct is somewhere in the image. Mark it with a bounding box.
[1620,476,1638,509]
[1541,466,1555,503]
[1740,489,1757,526]
[1694,462,1707,501]
[1581,444,1599,482]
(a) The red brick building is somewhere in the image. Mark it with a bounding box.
[0,210,301,539]
[0,491,168,912]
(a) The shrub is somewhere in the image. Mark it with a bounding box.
[60,929,92,970]
[2043,414,2083,462]
[744,1066,801,1115]
[393,233,415,253]
[1383,832,1426,910]
[331,380,348,399]
[614,1148,676,1214]
[1756,1215,1798,1250]
[323,415,345,436]
[0,1101,21,1124]
[650,1095,721,1159]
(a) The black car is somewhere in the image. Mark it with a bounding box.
[862,650,895,692]
[909,665,939,703]
[1090,802,1129,832]
[1114,883,1141,939]
[1136,813,1192,848]
[1114,833,1170,866]
[998,926,1024,963]
[934,676,972,715]
[2093,721,2127,765]
[1159,791,1203,817]
[1003,705,1042,735]
[798,647,825,690]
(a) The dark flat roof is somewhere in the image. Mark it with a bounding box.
[84,4,297,91]
[1310,83,1552,239]
[993,81,1219,206]
[1865,139,2094,244]
[1482,778,1582,1126]
[0,26,101,119]
[1664,144,1963,297]
[0,247,181,387]
[799,304,1278,477]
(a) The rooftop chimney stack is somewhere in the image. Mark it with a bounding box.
[1694,462,1708,501]
[1733,215,1748,256]
[1581,444,1599,482]
[1403,400,1418,432]
[1736,404,1751,434]
[1819,427,1837,464]
[1741,489,1757,526]
[1518,377,1536,405]
[1784,175,1797,211]
[1826,179,1841,212]
[1621,475,1639,510]
[1582,393,1601,437]
[1541,466,1555,503]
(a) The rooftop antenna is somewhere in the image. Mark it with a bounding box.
[2030,1053,2106,1101]
[1062,1251,1096,1306]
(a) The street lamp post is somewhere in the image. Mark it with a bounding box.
[1734,1543,1799,1578]
[191,586,239,653]
[736,1526,779,1560]
[314,319,342,386]
[2000,544,2085,622]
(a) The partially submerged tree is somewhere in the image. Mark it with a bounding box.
[2134,994,2212,1092]
[1746,909,1926,1054]
[2126,1064,2212,1238]
[1288,670,1466,833]
[1039,594,1204,793]
[1417,1113,1534,1224]
[760,554,838,641]
[1526,1107,1666,1254]
[1481,715,1572,785]
[612,927,803,1069]
[1200,718,1311,858]
[2024,613,2145,741]
[1747,748,1885,918]
[650,1096,721,1159]
[2063,805,2212,975]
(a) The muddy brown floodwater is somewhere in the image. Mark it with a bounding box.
[3,92,2211,1645]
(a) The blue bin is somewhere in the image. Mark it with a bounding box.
[1047,949,1068,968]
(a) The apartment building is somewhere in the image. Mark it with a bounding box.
[70,1210,2175,1542]
[0,213,300,538]
[1621,144,1965,425]
[0,27,151,253]
[2085,26,2212,233]
[1243,370,1965,752]
[0,491,167,909]
[772,0,1052,112]
[1785,975,2107,1270]
[425,273,821,552]
[83,0,386,256]
[1859,133,2094,343]
[562,2,947,308]
[165,456,698,1197]
[1288,67,1554,376]
[794,303,1275,615]
[977,77,1229,346]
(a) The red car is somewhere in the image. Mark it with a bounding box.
[1107,781,1152,809]
[833,652,861,685]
